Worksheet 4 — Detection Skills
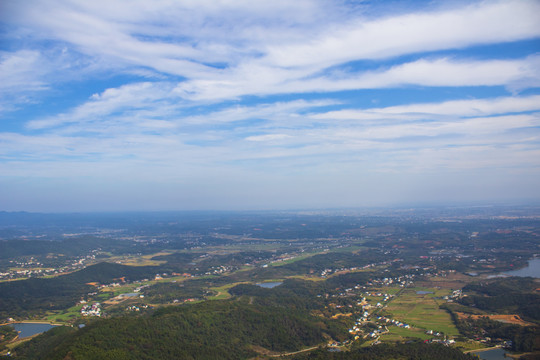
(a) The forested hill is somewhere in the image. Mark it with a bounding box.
[63,262,159,284]
[12,297,334,359]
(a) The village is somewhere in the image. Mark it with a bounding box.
[321,268,471,350]
[0,253,98,281]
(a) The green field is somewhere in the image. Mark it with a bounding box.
[208,282,249,300]
[380,326,432,342]
[383,288,459,336]
[268,251,323,267]
[45,303,84,322]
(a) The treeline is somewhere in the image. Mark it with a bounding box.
[293,342,477,360]
[152,250,280,274]
[0,236,169,267]
[247,250,387,280]
[230,279,327,311]
[451,315,540,352]
[0,237,110,260]
[459,277,540,321]
[443,276,540,353]
[142,281,207,303]
[0,325,18,352]
[0,262,159,318]
[228,277,363,335]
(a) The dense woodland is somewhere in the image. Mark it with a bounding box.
[0,263,159,318]
[452,315,540,352]
[443,277,540,353]
[0,326,17,353]
[458,277,540,321]
[11,283,347,359]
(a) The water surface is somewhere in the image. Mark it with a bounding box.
[473,348,509,360]
[120,292,139,297]
[503,258,540,278]
[7,323,58,338]
[256,282,283,288]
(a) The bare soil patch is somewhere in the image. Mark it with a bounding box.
[456,312,535,326]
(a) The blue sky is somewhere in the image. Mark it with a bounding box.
[1,0,539,212]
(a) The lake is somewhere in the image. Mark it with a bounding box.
[472,348,509,360]
[504,258,540,278]
[256,282,283,288]
[6,322,59,338]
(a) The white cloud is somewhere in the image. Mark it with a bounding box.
[180,99,338,125]
[5,0,540,92]
[174,55,540,101]
[265,0,540,67]
[316,56,540,90]
[26,82,178,130]
[0,50,48,92]
[2,0,540,209]
[245,134,291,142]
[327,113,540,141]
[0,50,50,113]
[313,95,540,121]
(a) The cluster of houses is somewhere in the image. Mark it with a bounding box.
[367,274,417,288]
[348,316,389,341]
[97,280,151,292]
[365,292,393,302]
[424,338,456,346]
[133,284,149,293]
[0,254,97,281]
[81,303,102,317]
[205,265,234,275]
[172,298,198,303]
[346,292,399,341]
[367,328,387,339]
[443,289,463,302]
[125,304,149,312]
[375,316,410,329]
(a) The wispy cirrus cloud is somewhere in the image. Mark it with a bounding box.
[265,0,540,67]
[312,95,540,121]
[4,0,540,97]
[174,55,540,101]
[1,0,540,210]
[26,82,179,130]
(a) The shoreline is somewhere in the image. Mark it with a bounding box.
[463,345,502,354]
[0,321,64,327]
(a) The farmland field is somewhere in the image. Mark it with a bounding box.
[383,288,459,336]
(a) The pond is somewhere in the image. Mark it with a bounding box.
[120,292,139,297]
[255,282,283,288]
[472,348,509,360]
[416,290,433,295]
[4,322,59,338]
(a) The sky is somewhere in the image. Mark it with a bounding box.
[1,0,540,212]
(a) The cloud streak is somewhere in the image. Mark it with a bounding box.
[1,0,540,210]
